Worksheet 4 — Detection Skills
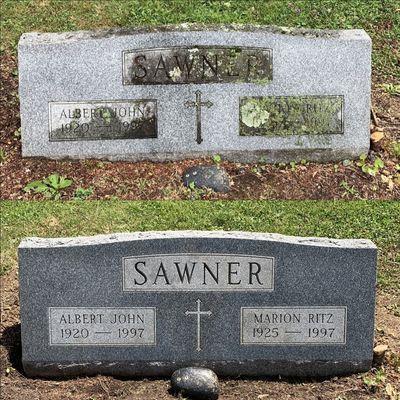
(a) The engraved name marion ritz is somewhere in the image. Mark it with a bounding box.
[241,307,347,345]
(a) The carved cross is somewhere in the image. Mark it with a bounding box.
[184,90,213,144]
[185,299,212,351]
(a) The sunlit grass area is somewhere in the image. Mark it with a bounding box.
[1,0,399,79]
[1,200,399,292]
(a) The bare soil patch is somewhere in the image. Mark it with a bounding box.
[0,53,399,200]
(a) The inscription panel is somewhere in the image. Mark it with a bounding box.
[241,306,346,345]
[49,307,156,346]
[239,95,344,136]
[123,46,272,85]
[49,100,157,141]
[123,253,274,291]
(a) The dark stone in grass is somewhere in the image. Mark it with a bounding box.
[182,165,230,192]
[171,367,219,400]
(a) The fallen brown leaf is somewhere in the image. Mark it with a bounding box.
[371,131,384,142]
[373,344,388,356]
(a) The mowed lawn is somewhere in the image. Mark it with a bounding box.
[1,200,399,293]
[1,0,399,80]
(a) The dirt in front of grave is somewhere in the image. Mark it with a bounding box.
[0,53,399,201]
[1,265,400,400]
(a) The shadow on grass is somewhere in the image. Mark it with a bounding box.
[1,323,23,373]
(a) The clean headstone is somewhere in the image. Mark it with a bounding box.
[19,231,377,378]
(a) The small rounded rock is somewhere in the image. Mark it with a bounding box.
[171,367,219,400]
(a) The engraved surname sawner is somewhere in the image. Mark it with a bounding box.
[123,253,274,291]
[241,307,346,345]
[123,46,272,85]
[49,307,156,345]
[49,100,157,141]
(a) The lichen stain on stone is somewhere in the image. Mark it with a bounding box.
[169,67,183,82]
[126,46,272,85]
[252,77,272,85]
[239,96,343,137]
[89,23,340,41]
[241,100,270,128]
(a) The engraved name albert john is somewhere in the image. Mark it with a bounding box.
[123,253,274,291]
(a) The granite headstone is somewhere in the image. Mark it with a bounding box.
[19,231,377,378]
[18,24,371,163]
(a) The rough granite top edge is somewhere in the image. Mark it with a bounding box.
[19,231,376,249]
[18,23,370,46]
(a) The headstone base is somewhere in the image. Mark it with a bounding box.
[23,359,371,378]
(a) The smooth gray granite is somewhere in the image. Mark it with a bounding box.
[19,231,377,378]
[18,24,371,163]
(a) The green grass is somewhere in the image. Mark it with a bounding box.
[1,200,399,292]
[0,0,399,79]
